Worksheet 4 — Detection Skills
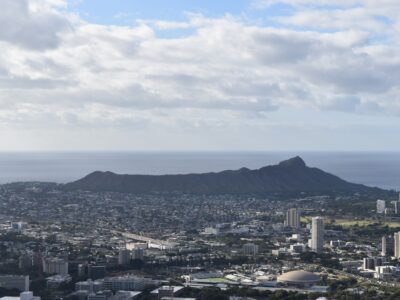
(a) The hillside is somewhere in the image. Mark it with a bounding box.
[63,156,381,195]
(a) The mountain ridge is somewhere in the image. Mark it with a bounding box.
[64,156,380,194]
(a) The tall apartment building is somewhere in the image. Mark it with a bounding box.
[42,258,69,275]
[394,232,400,258]
[311,217,324,254]
[391,201,399,214]
[284,208,301,229]
[377,199,386,214]
[242,243,259,256]
[363,257,385,270]
[382,235,394,256]
[118,249,130,266]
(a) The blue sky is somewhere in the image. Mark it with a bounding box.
[0,0,399,151]
[69,0,252,23]
[68,0,294,29]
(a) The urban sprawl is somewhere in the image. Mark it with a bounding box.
[1,183,400,299]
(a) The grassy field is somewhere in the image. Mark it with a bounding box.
[301,216,400,228]
[333,219,400,228]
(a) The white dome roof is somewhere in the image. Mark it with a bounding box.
[277,270,321,283]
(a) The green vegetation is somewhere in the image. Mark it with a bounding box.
[333,219,400,228]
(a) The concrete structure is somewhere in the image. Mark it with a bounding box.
[311,217,324,253]
[277,270,321,287]
[158,287,174,299]
[377,199,386,214]
[103,276,155,292]
[118,249,131,266]
[375,266,400,280]
[88,265,106,280]
[151,286,184,299]
[0,292,40,300]
[42,258,68,275]
[363,257,385,270]
[290,243,306,253]
[10,222,27,233]
[382,235,394,256]
[392,201,399,214]
[46,275,72,289]
[204,227,219,235]
[131,248,144,260]
[113,291,142,300]
[76,279,104,293]
[87,290,113,300]
[0,275,29,292]
[18,255,32,270]
[242,243,259,256]
[330,240,345,248]
[284,208,301,229]
[394,232,400,258]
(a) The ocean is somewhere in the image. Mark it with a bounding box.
[0,152,398,190]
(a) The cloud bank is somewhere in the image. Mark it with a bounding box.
[0,0,399,150]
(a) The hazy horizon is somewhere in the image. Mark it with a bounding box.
[0,151,399,190]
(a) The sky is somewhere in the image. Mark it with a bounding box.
[1,0,400,151]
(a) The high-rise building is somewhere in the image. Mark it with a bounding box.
[394,232,400,258]
[377,199,386,214]
[19,254,32,270]
[363,257,385,270]
[311,217,324,254]
[392,201,399,214]
[382,235,394,256]
[42,258,68,275]
[284,208,301,229]
[118,249,130,265]
[242,243,259,256]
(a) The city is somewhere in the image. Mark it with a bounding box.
[1,179,400,299]
[1,0,400,299]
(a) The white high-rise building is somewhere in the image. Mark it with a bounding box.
[377,200,386,214]
[284,208,301,229]
[311,217,324,254]
[392,201,399,214]
[394,232,400,258]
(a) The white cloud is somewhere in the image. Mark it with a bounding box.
[0,0,70,50]
[0,0,399,146]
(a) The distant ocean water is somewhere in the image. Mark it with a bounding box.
[0,152,398,190]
